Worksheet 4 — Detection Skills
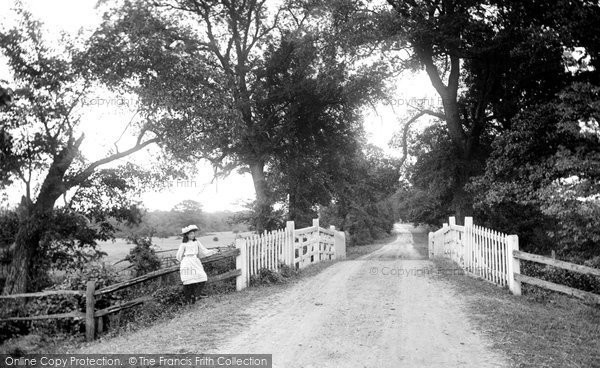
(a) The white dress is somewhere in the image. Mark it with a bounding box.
[176,240,217,285]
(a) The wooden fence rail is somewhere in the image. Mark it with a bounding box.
[429,216,600,305]
[0,248,243,341]
[0,289,84,299]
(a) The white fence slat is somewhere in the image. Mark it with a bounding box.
[250,236,254,277]
[501,232,506,285]
[485,227,491,282]
[267,231,271,270]
[496,231,501,285]
[466,225,470,272]
[494,231,499,284]
[490,230,495,282]
[468,225,473,273]
[252,236,257,277]
[477,226,481,277]
[480,226,485,278]
[494,231,500,284]
[475,226,480,277]
[260,233,265,271]
[487,228,493,282]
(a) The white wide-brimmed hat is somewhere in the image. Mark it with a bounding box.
[181,224,199,235]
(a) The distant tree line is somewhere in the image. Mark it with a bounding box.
[111,200,249,239]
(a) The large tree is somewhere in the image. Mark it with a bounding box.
[255,33,384,227]
[0,9,163,294]
[85,0,387,231]
[84,0,291,232]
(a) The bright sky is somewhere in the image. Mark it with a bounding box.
[0,0,438,213]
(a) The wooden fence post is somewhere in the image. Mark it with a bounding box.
[286,221,295,267]
[235,238,247,291]
[464,217,473,270]
[428,232,433,258]
[507,235,522,296]
[448,217,456,260]
[85,280,96,342]
[329,226,336,260]
[312,219,320,264]
[442,222,446,257]
[334,230,346,260]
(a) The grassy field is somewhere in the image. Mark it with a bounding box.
[98,231,254,265]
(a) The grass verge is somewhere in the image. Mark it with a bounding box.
[432,257,600,368]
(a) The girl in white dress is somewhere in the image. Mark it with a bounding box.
[176,225,218,303]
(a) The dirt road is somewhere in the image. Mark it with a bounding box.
[209,224,509,367]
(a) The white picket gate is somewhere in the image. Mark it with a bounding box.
[234,218,346,290]
[429,216,520,293]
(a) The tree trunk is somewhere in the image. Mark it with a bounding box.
[249,160,271,233]
[2,220,41,294]
[417,47,483,219]
[2,147,76,295]
[0,192,55,295]
[288,190,314,228]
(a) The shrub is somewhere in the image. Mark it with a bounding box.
[278,263,299,279]
[0,262,122,345]
[151,284,186,306]
[249,263,298,286]
[125,235,161,277]
[250,268,285,286]
[213,237,219,242]
[521,260,600,299]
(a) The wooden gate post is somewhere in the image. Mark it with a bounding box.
[442,223,448,257]
[329,226,336,260]
[464,217,473,270]
[286,221,295,268]
[85,280,96,341]
[507,235,522,296]
[448,217,456,261]
[311,219,319,265]
[333,227,346,261]
[428,232,433,258]
[235,238,248,291]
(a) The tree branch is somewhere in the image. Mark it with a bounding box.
[415,45,448,99]
[398,109,445,169]
[65,134,159,189]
